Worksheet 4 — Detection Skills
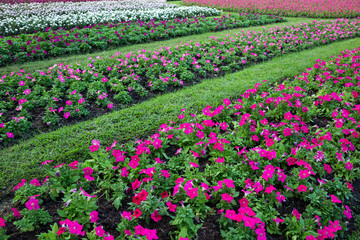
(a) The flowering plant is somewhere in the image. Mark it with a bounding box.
[1,18,360,145]
[183,0,360,18]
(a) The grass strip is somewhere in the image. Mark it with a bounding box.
[0,17,321,76]
[1,37,359,197]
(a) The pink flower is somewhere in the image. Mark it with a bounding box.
[297,185,307,193]
[95,226,105,237]
[293,209,300,220]
[108,103,113,109]
[133,208,142,219]
[0,218,6,227]
[189,162,199,168]
[67,220,84,235]
[221,193,233,203]
[30,178,41,186]
[262,170,273,181]
[299,170,310,179]
[7,132,14,138]
[324,164,332,174]
[151,210,162,222]
[186,188,198,199]
[276,192,286,203]
[284,112,293,120]
[66,100,72,105]
[260,118,268,125]
[128,159,139,169]
[13,179,26,191]
[167,202,177,212]
[265,139,274,147]
[330,195,342,204]
[272,217,284,225]
[90,211,99,223]
[265,185,276,194]
[239,198,249,207]
[64,112,71,119]
[216,157,225,163]
[41,160,53,165]
[24,89,31,95]
[283,128,292,137]
[89,145,99,152]
[11,208,21,218]
[122,211,132,221]
[345,162,353,170]
[19,98,27,105]
[344,205,352,219]
[57,227,66,235]
[25,198,39,210]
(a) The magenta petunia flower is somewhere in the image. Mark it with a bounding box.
[297,185,307,193]
[7,132,14,138]
[0,218,6,227]
[25,198,39,210]
[95,226,105,237]
[63,112,70,119]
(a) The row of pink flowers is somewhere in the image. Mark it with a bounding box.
[182,0,360,18]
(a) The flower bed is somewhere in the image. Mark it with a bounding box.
[0,14,285,65]
[1,46,359,239]
[0,0,172,19]
[182,0,360,18]
[0,6,220,36]
[1,0,108,3]
[1,18,360,144]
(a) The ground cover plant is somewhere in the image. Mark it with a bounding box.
[1,46,360,240]
[182,0,360,18]
[1,0,110,3]
[0,5,220,36]
[0,0,172,19]
[0,13,285,66]
[1,18,360,145]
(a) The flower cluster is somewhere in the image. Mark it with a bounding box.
[1,18,359,144]
[2,47,360,239]
[0,5,220,35]
[0,13,284,65]
[0,0,172,18]
[183,0,360,18]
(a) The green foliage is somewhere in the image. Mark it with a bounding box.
[13,209,52,233]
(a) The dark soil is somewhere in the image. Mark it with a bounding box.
[312,116,331,128]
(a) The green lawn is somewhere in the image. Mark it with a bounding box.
[1,37,360,197]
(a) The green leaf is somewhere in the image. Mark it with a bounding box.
[113,197,121,210]
[57,209,67,218]
[179,226,188,238]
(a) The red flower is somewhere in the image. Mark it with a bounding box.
[160,191,169,199]
[151,210,162,222]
